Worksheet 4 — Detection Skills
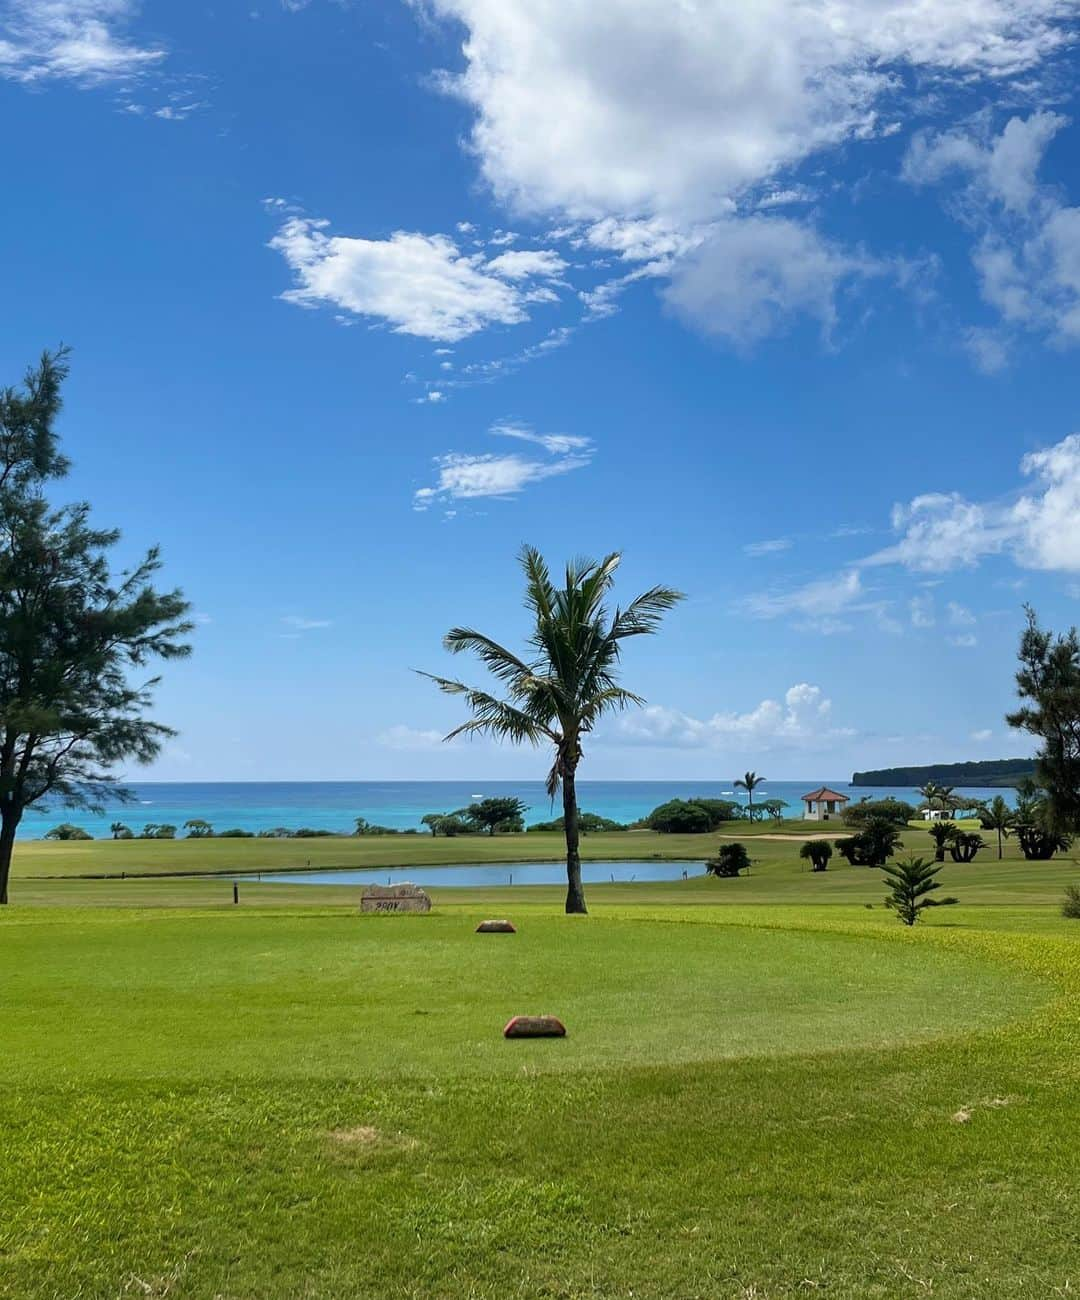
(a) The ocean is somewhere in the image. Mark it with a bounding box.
[17,780,1015,840]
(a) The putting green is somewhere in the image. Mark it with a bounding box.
[2,910,1051,1084]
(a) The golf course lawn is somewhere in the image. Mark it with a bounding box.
[3,836,1080,1297]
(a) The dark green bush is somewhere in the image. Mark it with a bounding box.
[706,843,751,878]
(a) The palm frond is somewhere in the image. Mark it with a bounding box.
[609,585,686,639]
[416,672,553,745]
[519,545,557,624]
[442,628,533,684]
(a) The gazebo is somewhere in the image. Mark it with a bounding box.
[801,787,850,822]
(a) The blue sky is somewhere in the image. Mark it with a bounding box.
[3,0,1080,782]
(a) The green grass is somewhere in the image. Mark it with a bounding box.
[3,843,1080,1297]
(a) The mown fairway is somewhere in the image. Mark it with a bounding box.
[2,837,1079,1298]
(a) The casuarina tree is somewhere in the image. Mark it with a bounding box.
[0,351,192,903]
[1007,607,1080,832]
[422,546,682,914]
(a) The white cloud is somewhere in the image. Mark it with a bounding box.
[963,326,1011,374]
[618,683,853,750]
[282,615,333,630]
[971,728,994,741]
[947,633,979,648]
[661,216,879,346]
[0,0,163,84]
[377,725,449,751]
[414,424,593,510]
[485,248,567,280]
[904,112,1080,351]
[424,1,1078,227]
[868,433,1080,574]
[743,537,792,557]
[269,218,564,342]
[910,594,935,627]
[947,601,976,626]
[417,2,1080,352]
[489,420,591,455]
[1013,435,1080,569]
[743,569,865,620]
[868,493,1008,571]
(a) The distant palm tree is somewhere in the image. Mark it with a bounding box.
[917,781,943,812]
[735,771,766,822]
[979,795,1015,859]
[109,821,128,839]
[422,546,683,914]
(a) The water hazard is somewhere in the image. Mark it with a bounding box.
[237,860,704,888]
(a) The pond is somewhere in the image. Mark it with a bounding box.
[236,860,704,888]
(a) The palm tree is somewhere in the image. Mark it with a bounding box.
[109,821,128,839]
[979,795,1014,859]
[735,771,765,822]
[422,546,683,914]
[917,781,943,814]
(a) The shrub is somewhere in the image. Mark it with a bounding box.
[947,829,986,863]
[43,823,92,840]
[882,855,959,926]
[927,821,953,862]
[140,824,176,839]
[1062,884,1080,919]
[354,819,398,836]
[799,840,833,871]
[527,812,627,833]
[217,828,254,838]
[293,828,335,838]
[645,798,741,834]
[834,818,902,867]
[706,843,751,877]
[1015,822,1072,860]
[842,797,917,829]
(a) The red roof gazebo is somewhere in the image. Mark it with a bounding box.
[801,787,849,822]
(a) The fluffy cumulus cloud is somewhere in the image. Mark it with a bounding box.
[269,218,567,342]
[426,0,1078,224]
[414,423,592,510]
[619,683,852,750]
[0,0,163,83]
[904,111,1080,354]
[868,433,1080,573]
[415,0,1080,348]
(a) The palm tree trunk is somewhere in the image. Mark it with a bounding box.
[998,827,1003,859]
[562,770,587,915]
[0,807,20,905]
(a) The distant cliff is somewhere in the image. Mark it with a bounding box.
[851,759,1036,788]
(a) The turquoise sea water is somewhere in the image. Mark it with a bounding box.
[17,780,1014,840]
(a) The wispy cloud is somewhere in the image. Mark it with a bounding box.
[743,538,792,557]
[377,725,450,751]
[281,615,333,630]
[0,0,164,85]
[414,424,593,512]
[903,111,1080,358]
